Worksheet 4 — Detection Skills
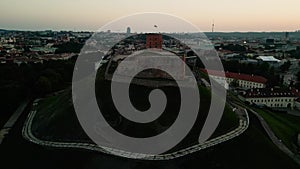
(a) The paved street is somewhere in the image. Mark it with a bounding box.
[0,99,30,144]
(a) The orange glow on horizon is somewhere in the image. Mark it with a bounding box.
[0,0,299,32]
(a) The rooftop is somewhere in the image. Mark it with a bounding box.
[200,69,267,84]
[257,56,281,62]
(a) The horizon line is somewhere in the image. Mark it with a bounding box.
[1,28,300,33]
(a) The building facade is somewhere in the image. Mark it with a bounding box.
[239,88,299,108]
[200,69,267,89]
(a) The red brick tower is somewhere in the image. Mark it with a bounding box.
[146,34,162,49]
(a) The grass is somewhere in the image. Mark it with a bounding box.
[212,104,239,137]
[197,70,210,82]
[1,105,298,169]
[31,81,238,152]
[1,98,298,169]
[254,108,300,153]
[229,92,300,153]
[198,85,239,138]
[32,89,90,142]
[178,113,299,169]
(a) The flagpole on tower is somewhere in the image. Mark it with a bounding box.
[154,25,158,33]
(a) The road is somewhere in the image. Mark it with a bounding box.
[0,99,30,144]
[22,98,249,160]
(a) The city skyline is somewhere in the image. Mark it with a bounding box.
[1,0,300,32]
[1,2,300,167]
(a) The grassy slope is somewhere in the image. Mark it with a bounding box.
[1,101,298,169]
[254,108,300,153]
[178,113,299,169]
[31,84,238,150]
[31,89,90,142]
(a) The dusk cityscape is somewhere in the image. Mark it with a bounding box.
[1,1,300,169]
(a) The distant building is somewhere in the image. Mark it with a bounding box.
[239,59,258,64]
[146,33,162,49]
[285,32,290,41]
[126,27,131,35]
[257,56,280,62]
[223,53,247,61]
[266,38,275,45]
[200,69,267,90]
[239,88,300,109]
[257,56,281,67]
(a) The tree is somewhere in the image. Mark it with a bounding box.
[223,44,246,52]
[259,62,270,74]
[297,71,300,81]
[295,82,300,90]
[54,41,83,54]
[280,60,291,72]
[41,69,63,91]
[34,76,52,96]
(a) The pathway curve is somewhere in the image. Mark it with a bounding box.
[22,99,249,160]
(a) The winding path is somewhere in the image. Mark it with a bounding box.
[22,98,249,160]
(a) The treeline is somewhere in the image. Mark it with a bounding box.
[0,57,76,126]
[54,42,84,54]
[295,71,300,89]
[220,44,247,52]
[222,60,280,87]
[288,46,300,59]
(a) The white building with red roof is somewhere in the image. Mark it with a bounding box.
[200,69,267,89]
[239,88,300,109]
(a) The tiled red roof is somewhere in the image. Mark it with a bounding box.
[200,68,267,84]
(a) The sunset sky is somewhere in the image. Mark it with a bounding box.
[1,0,300,32]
